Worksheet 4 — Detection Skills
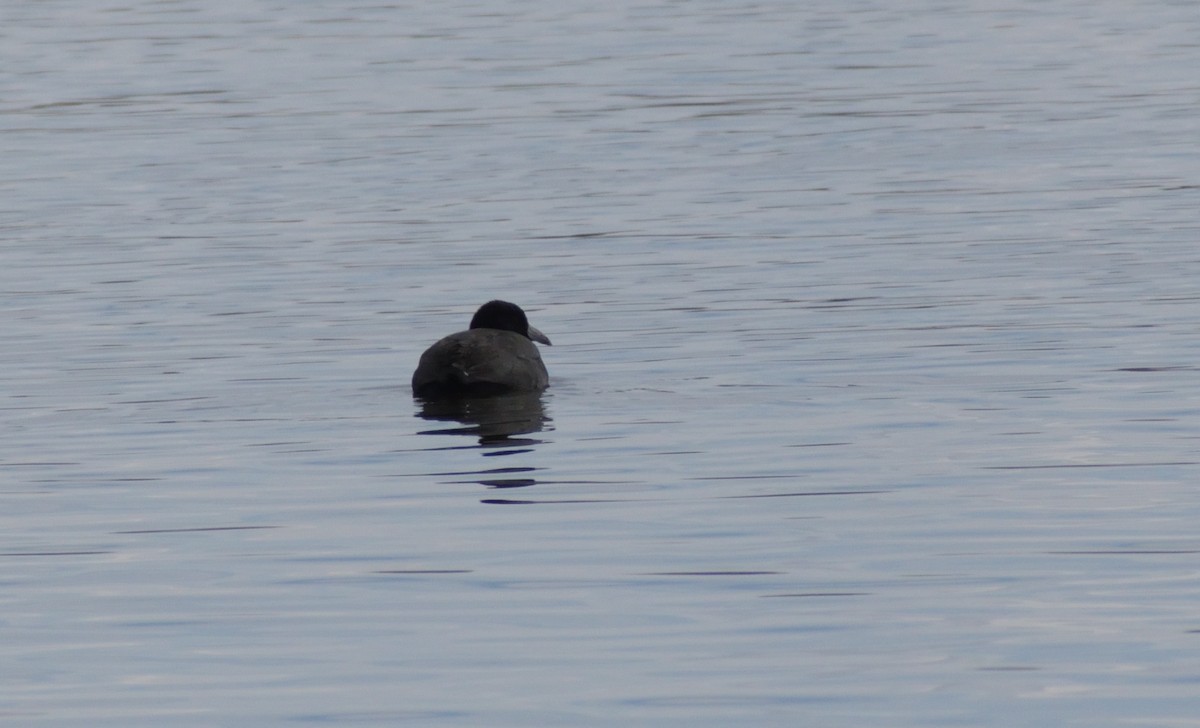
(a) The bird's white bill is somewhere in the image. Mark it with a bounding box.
[528,325,551,346]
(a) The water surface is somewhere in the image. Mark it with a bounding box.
[3,1,1200,725]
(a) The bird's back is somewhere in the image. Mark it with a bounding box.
[412,328,549,398]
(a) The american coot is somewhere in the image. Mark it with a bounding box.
[412,300,551,398]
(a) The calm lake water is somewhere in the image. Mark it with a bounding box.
[4,1,1200,725]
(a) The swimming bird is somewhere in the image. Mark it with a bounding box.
[412,300,551,398]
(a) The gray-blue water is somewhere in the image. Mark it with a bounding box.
[4,1,1200,725]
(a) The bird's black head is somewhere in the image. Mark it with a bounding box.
[469,300,551,345]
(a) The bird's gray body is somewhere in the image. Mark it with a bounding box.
[412,328,549,398]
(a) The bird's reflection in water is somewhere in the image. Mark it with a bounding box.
[416,391,550,446]
[416,393,550,490]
